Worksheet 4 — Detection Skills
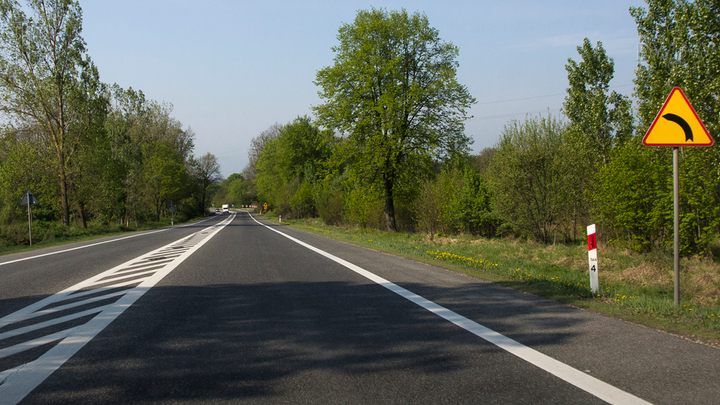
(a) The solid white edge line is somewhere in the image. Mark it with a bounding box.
[247,212,652,405]
[0,216,217,268]
[0,214,234,405]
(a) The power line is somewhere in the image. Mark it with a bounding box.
[469,109,562,121]
[475,84,634,106]
[476,93,565,105]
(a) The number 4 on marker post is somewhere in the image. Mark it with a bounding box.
[587,224,599,295]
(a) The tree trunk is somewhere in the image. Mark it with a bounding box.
[383,177,397,233]
[59,166,70,227]
[79,201,87,229]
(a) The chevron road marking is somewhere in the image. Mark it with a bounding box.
[0,215,234,405]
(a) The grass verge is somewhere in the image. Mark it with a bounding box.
[271,215,720,346]
[0,217,206,257]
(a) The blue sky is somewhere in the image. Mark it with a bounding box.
[81,0,647,177]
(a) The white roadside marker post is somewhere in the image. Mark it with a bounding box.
[587,224,599,295]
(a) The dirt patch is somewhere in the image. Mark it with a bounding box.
[471,238,492,245]
[684,256,720,274]
[690,273,720,306]
[555,256,576,268]
[434,236,459,244]
[604,261,670,287]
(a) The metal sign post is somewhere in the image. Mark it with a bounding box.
[673,147,680,308]
[642,87,714,308]
[20,190,39,246]
[169,202,176,226]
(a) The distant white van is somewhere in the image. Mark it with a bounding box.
[222,204,229,213]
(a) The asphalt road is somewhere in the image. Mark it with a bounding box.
[1,212,719,404]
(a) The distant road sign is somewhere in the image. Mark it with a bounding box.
[643,87,714,147]
[20,190,38,206]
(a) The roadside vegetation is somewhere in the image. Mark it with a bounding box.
[271,216,720,343]
[0,0,221,245]
[237,2,720,341]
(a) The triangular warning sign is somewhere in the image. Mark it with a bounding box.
[643,87,714,147]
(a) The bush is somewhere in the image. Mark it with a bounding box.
[314,179,344,225]
[416,179,443,239]
[290,181,315,219]
[344,185,384,229]
[487,115,572,243]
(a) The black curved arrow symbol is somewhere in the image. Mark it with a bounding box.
[662,113,693,142]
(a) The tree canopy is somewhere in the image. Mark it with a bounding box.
[564,38,633,165]
[0,1,221,243]
[314,8,475,232]
[0,0,97,226]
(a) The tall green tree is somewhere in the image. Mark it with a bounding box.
[68,61,108,228]
[564,38,633,166]
[254,117,330,218]
[314,8,475,232]
[0,0,95,226]
[143,142,187,221]
[632,0,719,135]
[191,152,222,214]
[602,0,720,255]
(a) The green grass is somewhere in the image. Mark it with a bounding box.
[271,215,720,344]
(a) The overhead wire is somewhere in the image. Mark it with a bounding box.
[469,84,634,121]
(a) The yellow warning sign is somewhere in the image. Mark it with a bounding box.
[643,87,714,147]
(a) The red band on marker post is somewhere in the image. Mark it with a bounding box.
[588,233,597,251]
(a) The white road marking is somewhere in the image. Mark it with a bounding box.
[0,217,215,268]
[0,215,234,405]
[248,213,652,405]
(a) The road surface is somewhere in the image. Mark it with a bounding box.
[1,212,719,404]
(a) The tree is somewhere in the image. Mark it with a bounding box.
[143,142,187,221]
[631,0,719,135]
[564,38,634,166]
[314,8,475,233]
[102,85,197,225]
[68,62,108,228]
[226,174,250,206]
[192,152,222,214]
[253,117,331,218]
[594,0,720,255]
[593,141,668,252]
[487,115,570,243]
[0,0,95,226]
[275,116,330,183]
[416,178,443,240]
[244,123,283,183]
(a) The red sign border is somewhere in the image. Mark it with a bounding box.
[642,87,714,147]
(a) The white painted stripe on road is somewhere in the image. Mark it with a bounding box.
[0,229,167,268]
[0,307,105,342]
[0,215,234,405]
[0,217,216,268]
[0,328,75,359]
[21,290,129,321]
[248,213,652,405]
